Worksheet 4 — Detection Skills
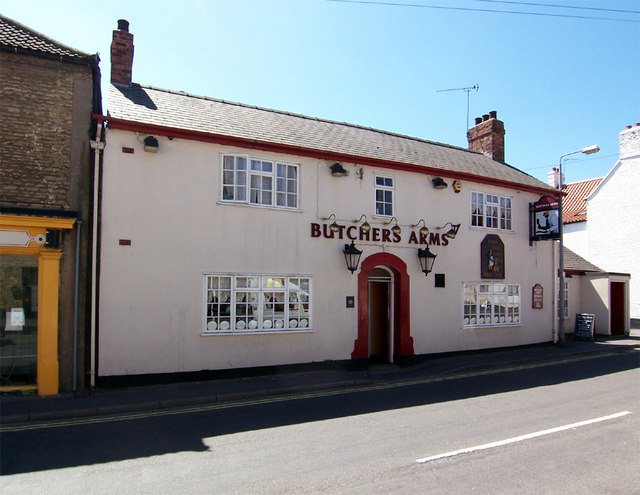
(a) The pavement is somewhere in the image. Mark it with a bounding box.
[2,331,638,425]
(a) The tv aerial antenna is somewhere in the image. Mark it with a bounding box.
[437,84,479,133]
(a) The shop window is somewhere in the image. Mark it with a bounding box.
[204,274,311,333]
[1,255,39,388]
[374,175,394,217]
[463,282,520,327]
[221,154,298,209]
[471,191,512,231]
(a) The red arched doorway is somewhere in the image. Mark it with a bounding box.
[351,252,413,363]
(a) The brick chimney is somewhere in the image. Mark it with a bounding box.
[620,123,640,159]
[467,110,505,162]
[111,19,134,85]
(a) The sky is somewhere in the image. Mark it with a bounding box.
[2,0,638,185]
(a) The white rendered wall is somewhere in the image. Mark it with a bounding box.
[587,126,640,319]
[98,128,555,377]
[563,221,589,260]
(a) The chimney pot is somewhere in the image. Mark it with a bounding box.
[482,114,490,122]
[475,117,482,125]
[117,19,129,32]
[489,110,497,119]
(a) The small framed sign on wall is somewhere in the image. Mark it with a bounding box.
[481,234,504,279]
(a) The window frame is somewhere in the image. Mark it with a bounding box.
[374,174,394,217]
[203,273,312,334]
[462,282,521,328]
[220,154,299,210]
[470,191,512,231]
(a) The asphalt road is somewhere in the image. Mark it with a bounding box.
[1,351,638,494]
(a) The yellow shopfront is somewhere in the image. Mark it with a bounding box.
[0,214,75,395]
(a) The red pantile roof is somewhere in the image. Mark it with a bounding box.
[562,178,603,224]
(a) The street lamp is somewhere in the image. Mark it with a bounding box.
[557,144,599,343]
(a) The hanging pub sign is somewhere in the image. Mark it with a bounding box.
[481,234,504,279]
[530,195,560,241]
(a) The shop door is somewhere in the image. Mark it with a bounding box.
[368,268,393,363]
[1,255,39,388]
[610,282,625,336]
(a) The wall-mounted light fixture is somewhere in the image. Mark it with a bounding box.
[343,240,363,274]
[330,163,348,177]
[384,216,402,236]
[322,213,340,232]
[411,219,429,237]
[438,222,461,239]
[353,214,371,232]
[417,246,437,276]
[432,177,448,189]
[143,135,159,153]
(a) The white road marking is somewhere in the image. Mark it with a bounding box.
[416,411,632,463]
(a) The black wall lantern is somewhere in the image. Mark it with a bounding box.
[343,241,363,274]
[143,135,159,153]
[417,246,437,276]
[330,163,348,176]
[432,177,448,189]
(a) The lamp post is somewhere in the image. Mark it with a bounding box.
[557,144,599,343]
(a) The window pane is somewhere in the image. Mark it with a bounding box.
[1,255,39,387]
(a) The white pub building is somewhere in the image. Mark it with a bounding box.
[95,21,560,384]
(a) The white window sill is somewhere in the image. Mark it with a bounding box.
[462,323,522,330]
[216,200,302,213]
[469,226,514,234]
[201,329,315,337]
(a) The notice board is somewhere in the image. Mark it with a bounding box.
[574,314,595,340]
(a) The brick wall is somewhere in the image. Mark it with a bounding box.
[467,112,506,163]
[0,52,92,209]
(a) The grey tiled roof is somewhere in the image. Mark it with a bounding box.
[563,246,603,273]
[108,83,554,192]
[0,14,92,61]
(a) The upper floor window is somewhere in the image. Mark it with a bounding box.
[375,175,394,216]
[221,154,298,209]
[471,191,512,230]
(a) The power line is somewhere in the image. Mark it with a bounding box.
[327,0,640,22]
[473,0,640,15]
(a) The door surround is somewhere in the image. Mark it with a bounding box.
[351,252,413,361]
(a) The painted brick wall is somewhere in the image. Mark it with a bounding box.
[0,52,92,209]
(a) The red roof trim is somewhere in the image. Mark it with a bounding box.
[95,114,557,196]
